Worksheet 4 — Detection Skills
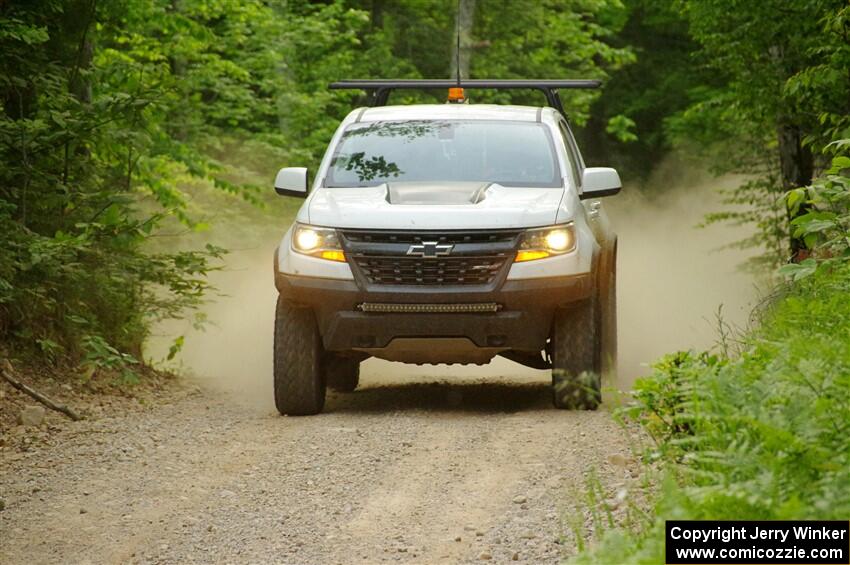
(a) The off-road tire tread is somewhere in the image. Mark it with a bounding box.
[551,294,602,411]
[273,296,325,415]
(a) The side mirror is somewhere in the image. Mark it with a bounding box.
[274,167,309,198]
[580,167,621,199]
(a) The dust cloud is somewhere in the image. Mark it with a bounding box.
[146,166,763,411]
[607,169,763,387]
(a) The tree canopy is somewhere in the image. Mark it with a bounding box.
[1,0,848,373]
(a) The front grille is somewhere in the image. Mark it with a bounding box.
[340,229,521,287]
[354,255,507,285]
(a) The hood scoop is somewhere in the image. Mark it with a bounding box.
[385,182,491,206]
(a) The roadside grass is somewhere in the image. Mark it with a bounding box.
[570,261,850,563]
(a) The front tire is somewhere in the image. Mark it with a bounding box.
[551,295,602,410]
[273,296,326,415]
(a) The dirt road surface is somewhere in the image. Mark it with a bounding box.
[0,371,640,565]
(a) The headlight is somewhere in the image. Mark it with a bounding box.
[516,224,576,262]
[291,224,346,262]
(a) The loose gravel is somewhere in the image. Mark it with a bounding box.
[1,376,641,564]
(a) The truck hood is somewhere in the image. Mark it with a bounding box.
[307,182,565,229]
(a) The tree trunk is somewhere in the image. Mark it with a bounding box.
[449,0,476,81]
[370,0,384,30]
[769,42,815,261]
[64,0,96,104]
[778,124,813,190]
[58,0,96,181]
[777,122,814,261]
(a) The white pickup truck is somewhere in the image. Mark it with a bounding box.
[272,80,620,415]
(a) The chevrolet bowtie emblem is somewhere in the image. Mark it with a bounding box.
[406,241,454,258]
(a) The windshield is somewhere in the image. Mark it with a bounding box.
[325,120,562,188]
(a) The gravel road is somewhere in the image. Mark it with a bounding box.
[0,367,641,565]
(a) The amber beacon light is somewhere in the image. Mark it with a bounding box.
[447,87,465,102]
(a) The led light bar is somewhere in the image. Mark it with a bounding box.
[358,302,502,314]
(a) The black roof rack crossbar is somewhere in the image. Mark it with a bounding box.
[328,79,602,118]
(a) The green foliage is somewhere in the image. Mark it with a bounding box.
[585,0,704,175]
[0,0,272,371]
[605,114,638,143]
[470,0,634,126]
[587,0,849,262]
[669,0,850,265]
[573,262,850,562]
[676,0,850,155]
[80,334,139,384]
[780,147,850,280]
[625,351,723,456]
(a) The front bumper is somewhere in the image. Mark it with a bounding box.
[275,271,593,352]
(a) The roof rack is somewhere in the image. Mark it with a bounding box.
[328,79,602,119]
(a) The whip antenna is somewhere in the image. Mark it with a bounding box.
[455,0,461,85]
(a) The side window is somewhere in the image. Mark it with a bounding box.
[558,121,583,189]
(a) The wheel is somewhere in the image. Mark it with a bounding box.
[325,354,360,392]
[551,294,602,410]
[273,295,326,415]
